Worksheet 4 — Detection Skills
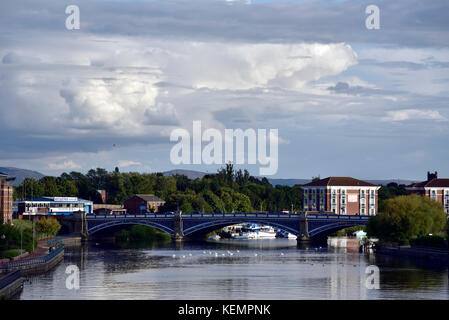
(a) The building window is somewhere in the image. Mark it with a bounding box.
[340,189,346,214]
[431,190,437,200]
[331,189,337,213]
[311,189,317,210]
[319,189,325,211]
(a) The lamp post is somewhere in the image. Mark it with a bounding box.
[20,221,23,254]
[1,234,5,251]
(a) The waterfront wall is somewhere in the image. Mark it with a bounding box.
[377,245,449,264]
[0,270,24,300]
[0,246,64,276]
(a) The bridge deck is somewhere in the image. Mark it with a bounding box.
[85,213,371,220]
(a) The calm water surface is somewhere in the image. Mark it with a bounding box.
[17,239,449,300]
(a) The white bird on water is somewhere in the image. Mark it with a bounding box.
[280,252,284,256]
[172,254,176,258]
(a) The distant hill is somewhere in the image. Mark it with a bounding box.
[162,170,419,187]
[0,167,45,186]
[365,179,418,186]
[162,169,208,180]
[268,178,311,186]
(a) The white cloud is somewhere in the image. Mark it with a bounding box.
[166,42,357,91]
[381,109,447,122]
[118,160,142,167]
[48,160,81,170]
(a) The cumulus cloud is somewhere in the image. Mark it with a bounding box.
[0,0,448,178]
[170,42,357,90]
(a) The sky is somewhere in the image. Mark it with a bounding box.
[0,0,448,180]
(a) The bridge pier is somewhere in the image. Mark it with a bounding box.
[297,212,310,244]
[172,211,184,242]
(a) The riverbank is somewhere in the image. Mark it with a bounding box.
[0,239,64,276]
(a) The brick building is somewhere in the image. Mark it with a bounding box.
[0,172,15,224]
[302,177,380,215]
[406,171,449,214]
[124,194,166,214]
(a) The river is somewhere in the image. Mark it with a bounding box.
[15,239,449,300]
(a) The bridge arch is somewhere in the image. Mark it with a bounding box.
[87,220,174,235]
[308,221,367,237]
[183,219,299,237]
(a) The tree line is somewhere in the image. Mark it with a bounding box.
[13,164,304,213]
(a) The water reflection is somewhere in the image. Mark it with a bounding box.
[16,239,449,300]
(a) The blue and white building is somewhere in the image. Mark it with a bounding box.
[15,197,93,217]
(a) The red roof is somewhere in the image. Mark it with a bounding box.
[408,178,449,188]
[302,177,377,187]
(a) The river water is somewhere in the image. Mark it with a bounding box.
[16,239,449,300]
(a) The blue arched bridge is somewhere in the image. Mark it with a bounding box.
[63,212,370,242]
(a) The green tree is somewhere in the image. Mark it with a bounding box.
[366,194,447,243]
[35,218,61,238]
[378,183,408,212]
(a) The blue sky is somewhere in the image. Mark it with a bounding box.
[0,0,448,180]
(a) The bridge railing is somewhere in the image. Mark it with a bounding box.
[307,214,370,220]
[85,213,371,220]
[86,212,303,219]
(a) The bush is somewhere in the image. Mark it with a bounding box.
[0,249,21,259]
[35,218,61,238]
[0,224,36,254]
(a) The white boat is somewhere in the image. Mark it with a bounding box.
[231,232,257,240]
[252,226,277,239]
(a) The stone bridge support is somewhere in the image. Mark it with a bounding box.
[172,211,184,241]
[59,212,88,241]
[298,213,310,244]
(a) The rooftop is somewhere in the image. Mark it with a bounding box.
[134,194,165,202]
[408,178,449,188]
[17,197,92,203]
[302,177,378,187]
